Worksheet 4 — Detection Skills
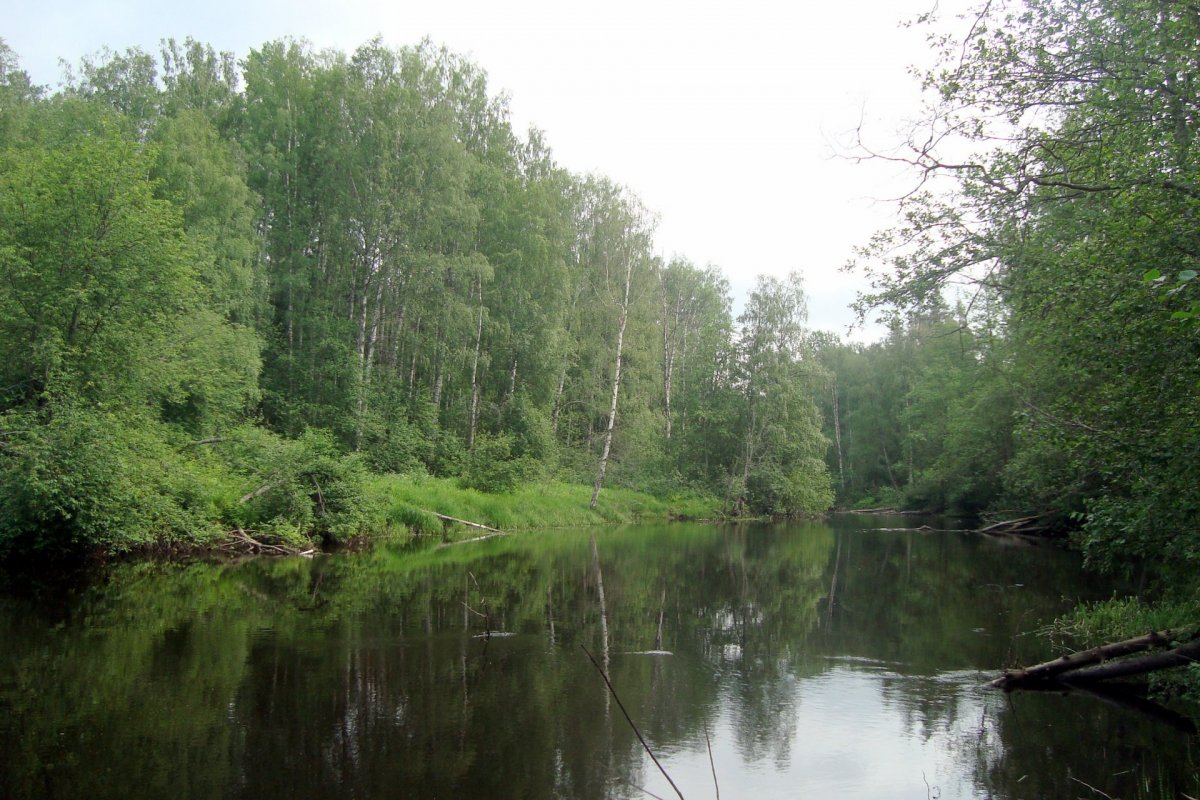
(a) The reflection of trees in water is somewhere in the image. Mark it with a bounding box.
[826,520,1199,800]
[4,521,1193,799]
[0,524,834,799]
[968,690,1199,800]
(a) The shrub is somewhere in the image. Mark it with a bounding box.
[0,405,222,556]
[223,427,378,544]
[460,433,538,494]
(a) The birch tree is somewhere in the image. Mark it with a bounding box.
[578,180,655,508]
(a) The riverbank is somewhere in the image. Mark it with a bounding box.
[126,476,728,564]
[372,475,726,538]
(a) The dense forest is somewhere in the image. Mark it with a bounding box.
[0,35,833,559]
[815,0,1200,601]
[1,0,1198,609]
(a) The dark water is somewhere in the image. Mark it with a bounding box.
[2,516,1196,799]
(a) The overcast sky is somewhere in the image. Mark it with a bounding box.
[6,0,976,340]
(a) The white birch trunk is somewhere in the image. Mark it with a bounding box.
[590,253,634,509]
[467,277,484,451]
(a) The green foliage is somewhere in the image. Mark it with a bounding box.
[730,273,834,516]
[0,37,835,558]
[460,433,538,494]
[0,102,197,407]
[0,405,223,555]
[222,427,379,544]
[376,474,723,534]
[847,0,1200,601]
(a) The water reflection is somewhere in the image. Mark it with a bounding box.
[0,517,1196,799]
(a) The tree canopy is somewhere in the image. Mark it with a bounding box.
[0,36,833,558]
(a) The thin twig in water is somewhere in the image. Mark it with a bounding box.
[922,771,940,799]
[1069,776,1116,800]
[581,644,685,800]
[630,784,667,800]
[703,721,719,800]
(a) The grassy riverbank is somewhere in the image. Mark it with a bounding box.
[178,474,728,557]
[372,475,724,538]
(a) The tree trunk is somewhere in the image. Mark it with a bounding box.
[992,630,1183,690]
[551,367,567,433]
[661,285,677,441]
[355,275,386,450]
[590,254,634,510]
[467,277,484,451]
[1061,640,1200,684]
[832,380,845,489]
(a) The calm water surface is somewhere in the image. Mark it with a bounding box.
[2,515,1196,799]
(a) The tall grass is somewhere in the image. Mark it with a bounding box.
[369,474,723,539]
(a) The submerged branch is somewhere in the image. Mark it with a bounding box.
[581,644,685,800]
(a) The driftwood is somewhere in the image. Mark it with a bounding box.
[976,515,1049,535]
[222,526,312,557]
[1061,640,1200,684]
[992,630,1176,689]
[425,511,502,533]
[993,629,1200,692]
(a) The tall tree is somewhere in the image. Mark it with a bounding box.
[577,180,655,508]
[733,273,833,515]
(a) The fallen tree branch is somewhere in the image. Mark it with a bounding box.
[992,629,1178,690]
[1062,639,1200,684]
[581,644,685,800]
[187,436,229,447]
[977,515,1043,534]
[238,481,278,504]
[424,511,502,533]
[226,526,306,556]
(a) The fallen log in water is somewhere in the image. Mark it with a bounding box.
[423,510,502,533]
[992,629,1199,691]
[1060,639,1200,684]
[976,515,1049,535]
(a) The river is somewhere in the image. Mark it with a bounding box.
[1,514,1195,799]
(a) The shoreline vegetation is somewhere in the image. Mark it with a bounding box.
[0,37,835,567]
[2,0,1200,698]
[206,475,733,561]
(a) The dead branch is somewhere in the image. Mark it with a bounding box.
[992,630,1178,690]
[311,477,327,516]
[581,644,685,800]
[1062,639,1200,684]
[238,482,278,504]
[425,511,502,533]
[227,526,306,556]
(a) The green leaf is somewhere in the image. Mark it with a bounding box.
[1142,268,1162,282]
[1178,269,1197,282]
